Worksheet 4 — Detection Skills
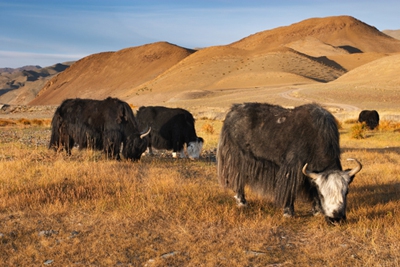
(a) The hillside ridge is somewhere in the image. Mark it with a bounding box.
[1,16,399,113]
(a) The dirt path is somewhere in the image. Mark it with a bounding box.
[279,88,360,112]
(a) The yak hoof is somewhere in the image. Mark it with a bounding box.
[237,202,247,208]
[312,206,323,216]
[283,207,294,218]
[234,195,247,207]
[312,210,322,217]
[283,213,293,218]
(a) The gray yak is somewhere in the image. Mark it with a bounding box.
[217,103,362,224]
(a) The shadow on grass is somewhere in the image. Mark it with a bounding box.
[348,182,400,222]
[342,146,400,155]
[351,182,400,206]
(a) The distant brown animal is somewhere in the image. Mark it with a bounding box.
[358,110,379,130]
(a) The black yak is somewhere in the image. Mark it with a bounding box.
[358,110,379,130]
[49,97,150,160]
[136,106,203,159]
[217,103,362,224]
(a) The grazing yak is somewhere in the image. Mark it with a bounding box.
[49,97,150,161]
[358,110,379,130]
[217,103,362,224]
[136,106,204,159]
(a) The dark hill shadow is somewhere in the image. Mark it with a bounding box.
[338,45,363,53]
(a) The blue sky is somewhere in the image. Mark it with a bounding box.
[0,0,399,68]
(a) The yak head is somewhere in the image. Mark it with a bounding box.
[186,137,204,159]
[123,127,151,161]
[302,159,362,224]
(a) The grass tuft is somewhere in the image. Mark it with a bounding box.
[350,122,367,139]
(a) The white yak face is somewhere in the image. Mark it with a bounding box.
[303,159,362,224]
[312,171,352,223]
[186,138,204,159]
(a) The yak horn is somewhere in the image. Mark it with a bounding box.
[346,158,362,177]
[140,127,151,139]
[302,163,319,180]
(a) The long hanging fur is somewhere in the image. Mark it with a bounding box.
[217,103,341,207]
[136,106,202,152]
[48,97,147,160]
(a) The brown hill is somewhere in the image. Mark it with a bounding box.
[121,45,346,107]
[24,16,400,113]
[383,29,400,40]
[29,42,195,105]
[230,16,400,53]
[295,53,400,111]
[0,63,71,105]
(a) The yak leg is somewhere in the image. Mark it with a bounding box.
[62,135,73,155]
[283,203,294,217]
[172,140,179,158]
[311,188,323,216]
[179,147,186,158]
[283,197,295,217]
[234,187,247,207]
[147,137,154,155]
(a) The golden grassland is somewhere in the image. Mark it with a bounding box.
[0,118,399,266]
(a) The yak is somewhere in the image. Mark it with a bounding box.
[136,106,204,159]
[217,103,362,224]
[49,97,150,161]
[358,110,379,130]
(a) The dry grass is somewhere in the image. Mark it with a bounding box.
[0,118,51,127]
[0,119,399,266]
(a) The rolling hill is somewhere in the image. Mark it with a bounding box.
[1,15,400,114]
[0,63,72,105]
[29,42,195,105]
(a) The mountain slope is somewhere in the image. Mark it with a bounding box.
[29,42,195,105]
[122,45,346,106]
[383,29,400,40]
[0,63,71,105]
[21,16,400,109]
[230,16,400,53]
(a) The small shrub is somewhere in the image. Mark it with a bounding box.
[0,119,17,126]
[31,119,43,126]
[18,118,31,125]
[378,120,400,132]
[351,122,367,139]
[201,123,215,134]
